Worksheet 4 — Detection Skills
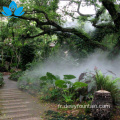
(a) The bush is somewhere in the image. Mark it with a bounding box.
[95,70,120,105]
[0,64,7,72]
[77,69,120,105]
[45,110,94,120]
[0,73,4,87]
[10,69,16,73]
[84,101,92,114]
[9,71,23,81]
[39,72,88,104]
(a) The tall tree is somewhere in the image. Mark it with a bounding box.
[1,0,120,53]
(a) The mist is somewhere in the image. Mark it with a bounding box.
[18,49,120,90]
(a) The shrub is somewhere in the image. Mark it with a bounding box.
[0,73,4,87]
[0,64,7,72]
[40,72,88,104]
[45,110,94,120]
[95,70,120,105]
[9,71,23,81]
[10,69,16,73]
[77,69,120,105]
[84,100,92,114]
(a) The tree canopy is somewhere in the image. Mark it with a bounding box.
[0,0,120,55]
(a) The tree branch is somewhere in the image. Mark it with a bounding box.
[0,6,109,50]
[102,0,120,30]
[76,1,95,17]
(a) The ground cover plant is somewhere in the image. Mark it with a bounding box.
[18,68,120,105]
[39,72,88,104]
[45,110,94,120]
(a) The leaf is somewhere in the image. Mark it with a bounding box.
[14,7,24,16]
[112,78,120,84]
[9,1,17,9]
[3,7,12,16]
[46,72,57,80]
[64,75,76,80]
[73,82,88,89]
[40,82,47,87]
[65,81,72,85]
[40,76,47,81]
[55,80,67,88]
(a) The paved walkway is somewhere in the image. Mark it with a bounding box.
[0,75,49,120]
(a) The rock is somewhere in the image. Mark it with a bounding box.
[76,73,96,102]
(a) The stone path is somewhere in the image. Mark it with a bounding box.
[0,75,50,120]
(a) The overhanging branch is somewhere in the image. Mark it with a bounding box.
[76,1,95,17]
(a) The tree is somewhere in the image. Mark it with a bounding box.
[1,0,120,56]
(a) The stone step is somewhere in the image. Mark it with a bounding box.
[0,93,23,96]
[0,76,46,120]
[1,101,30,106]
[0,99,23,103]
[0,113,32,120]
[0,97,27,100]
[0,89,21,91]
[1,116,42,120]
[0,104,27,110]
[19,117,42,120]
[0,91,23,94]
[1,109,33,116]
[1,108,32,114]
[0,91,22,93]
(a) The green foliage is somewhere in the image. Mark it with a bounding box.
[57,34,94,60]
[95,70,120,104]
[45,110,94,120]
[0,0,11,8]
[40,72,87,104]
[0,64,7,72]
[9,69,16,73]
[9,71,23,81]
[62,90,74,104]
[63,75,76,80]
[40,72,57,88]
[55,80,67,88]
[84,101,92,114]
[20,45,35,70]
[73,82,88,90]
[0,73,4,87]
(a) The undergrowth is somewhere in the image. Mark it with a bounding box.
[9,71,23,81]
[0,73,4,87]
[45,110,94,120]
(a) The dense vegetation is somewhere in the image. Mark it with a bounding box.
[0,73,4,87]
[1,0,120,71]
